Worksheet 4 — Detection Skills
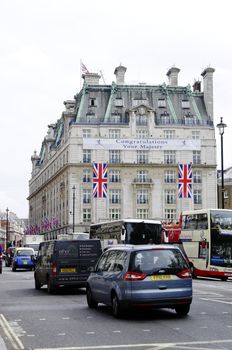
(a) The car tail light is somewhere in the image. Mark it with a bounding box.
[123,271,147,281]
[177,268,192,279]
[51,263,57,277]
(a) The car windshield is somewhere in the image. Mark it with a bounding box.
[17,250,34,256]
[130,249,188,274]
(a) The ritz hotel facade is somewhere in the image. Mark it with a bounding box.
[28,65,217,238]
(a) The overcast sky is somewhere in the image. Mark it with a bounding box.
[0,0,231,218]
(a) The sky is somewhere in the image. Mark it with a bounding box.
[0,0,232,218]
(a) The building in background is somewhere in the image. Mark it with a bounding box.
[28,65,217,239]
[218,167,232,209]
[0,210,25,249]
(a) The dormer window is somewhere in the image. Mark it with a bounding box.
[182,100,190,109]
[136,115,147,126]
[161,112,170,125]
[184,113,194,125]
[89,98,96,107]
[158,99,166,108]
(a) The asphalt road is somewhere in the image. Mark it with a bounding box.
[0,266,232,350]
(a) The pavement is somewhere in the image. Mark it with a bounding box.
[0,334,7,350]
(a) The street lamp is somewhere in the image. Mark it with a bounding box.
[72,186,76,233]
[217,117,227,209]
[6,207,9,250]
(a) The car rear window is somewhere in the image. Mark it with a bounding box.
[16,250,34,256]
[130,249,188,274]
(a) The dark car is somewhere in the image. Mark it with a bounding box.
[34,239,102,294]
[86,244,192,317]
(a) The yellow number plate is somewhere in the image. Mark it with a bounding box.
[151,275,172,281]
[60,268,76,273]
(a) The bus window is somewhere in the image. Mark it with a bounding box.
[197,214,208,230]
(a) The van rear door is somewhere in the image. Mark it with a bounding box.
[55,240,102,285]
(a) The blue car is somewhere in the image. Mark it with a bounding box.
[86,244,192,317]
[12,247,36,271]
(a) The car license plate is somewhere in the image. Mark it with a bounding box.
[151,275,172,280]
[60,268,76,273]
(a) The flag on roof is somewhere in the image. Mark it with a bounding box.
[93,163,107,198]
[178,163,192,198]
[81,60,89,74]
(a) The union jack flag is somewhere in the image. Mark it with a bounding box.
[93,163,108,198]
[178,163,192,198]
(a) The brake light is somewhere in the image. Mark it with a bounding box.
[51,263,57,277]
[123,271,147,281]
[177,268,192,279]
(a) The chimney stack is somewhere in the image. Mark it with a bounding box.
[201,67,215,119]
[82,72,101,85]
[192,80,201,92]
[167,67,180,86]
[114,65,127,85]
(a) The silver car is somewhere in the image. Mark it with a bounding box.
[86,244,192,317]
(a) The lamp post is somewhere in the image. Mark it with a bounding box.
[72,186,76,233]
[6,207,9,250]
[217,117,227,209]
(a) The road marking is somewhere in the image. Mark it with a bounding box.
[112,330,121,333]
[86,332,95,335]
[142,329,151,332]
[0,314,24,349]
[58,333,66,336]
[200,297,232,305]
[62,317,70,320]
[40,318,46,321]
[33,338,232,350]
[27,334,35,337]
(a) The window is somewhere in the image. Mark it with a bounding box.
[111,115,121,123]
[89,98,96,107]
[161,113,170,124]
[164,209,176,220]
[193,170,202,183]
[83,169,91,182]
[137,170,148,182]
[165,189,176,204]
[224,190,229,199]
[109,150,121,163]
[136,208,149,219]
[158,99,166,108]
[83,189,91,204]
[163,130,175,139]
[83,150,91,163]
[109,170,121,182]
[136,130,148,139]
[193,151,201,164]
[109,189,121,204]
[109,129,120,139]
[192,131,200,140]
[184,115,194,125]
[164,151,176,164]
[164,170,176,183]
[82,129,91,138]
[137,150,148,164]
[109,208,121,220]
[194,190,202,205]
[182,100,190,109]
[137,190,148,204]
[83,208,91,222]
[136,115,147,126]
[114,98,123,107]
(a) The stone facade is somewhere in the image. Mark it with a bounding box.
[28,65,217,237]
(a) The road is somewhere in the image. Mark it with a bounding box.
[0,266,232,350]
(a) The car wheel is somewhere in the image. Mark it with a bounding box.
[175,304,190,317]
[47,277,55,294]
[221,277,228,281]
[112,293,122,318]
[12,265,16,272]
[35,276,42,290]
[86,286,98,308]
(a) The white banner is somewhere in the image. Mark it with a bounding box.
[83,138,201,151]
